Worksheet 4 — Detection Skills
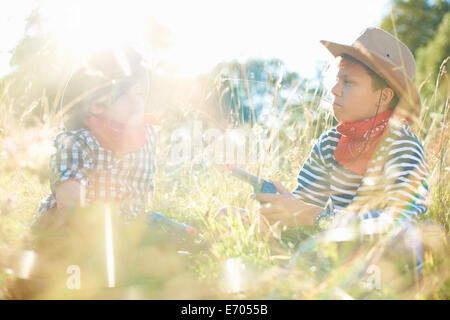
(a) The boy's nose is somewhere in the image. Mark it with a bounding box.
[331,81,342,97]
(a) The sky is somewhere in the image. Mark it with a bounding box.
[0,0,390,81]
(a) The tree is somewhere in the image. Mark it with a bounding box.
[3,3,70,123]
[2,1,172,125]
[416,13,450,98]
[209,58,308,126]
[380,0,450,99]
[380,0,450,55]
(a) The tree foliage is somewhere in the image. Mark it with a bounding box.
[380,0,450,55]
[209,58,320,126]
[2,1,172,125]
[416,13,450,97]
[380,0,450,99]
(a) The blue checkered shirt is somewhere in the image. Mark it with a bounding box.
[35,126,156,220]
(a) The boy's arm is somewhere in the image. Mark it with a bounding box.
[292,137,332,208]
[50,131,93,211]
[348,135,429,234]
[256,136,332,228]
[31,132,93,232]
[54,179,82,210]
[279,136,332,226]
[380,136,429,223]
[32,180,82,233]
[254,192,324,227]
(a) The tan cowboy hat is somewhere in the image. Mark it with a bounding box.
[320,27,421,122]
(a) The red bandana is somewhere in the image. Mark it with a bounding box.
[335,110,392,175]
[83,114,161,157]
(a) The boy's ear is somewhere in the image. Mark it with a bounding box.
[381,87,395,106]
[89,101,107,115]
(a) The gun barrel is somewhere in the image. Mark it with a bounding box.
[229,167,261,186]
[147,212,197,235]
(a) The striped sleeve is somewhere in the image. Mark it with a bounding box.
[292,135,331,208]
[49,131,94,192]
[378,132,429,223]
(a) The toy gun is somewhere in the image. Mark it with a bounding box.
[146,212,209,253]
[225,164,277,201]
[146,212,197,236]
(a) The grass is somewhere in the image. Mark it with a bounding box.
[0,57,449,300]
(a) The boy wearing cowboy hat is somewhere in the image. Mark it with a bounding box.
[253,27,428,233]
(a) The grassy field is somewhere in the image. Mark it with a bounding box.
[0,60,448,299]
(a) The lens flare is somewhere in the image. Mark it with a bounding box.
[105,205,115,288]
[225,258,244,293]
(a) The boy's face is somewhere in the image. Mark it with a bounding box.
[331,61,386,123]
[92,81,147,126]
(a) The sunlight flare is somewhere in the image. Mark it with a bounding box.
[105,205,116,288]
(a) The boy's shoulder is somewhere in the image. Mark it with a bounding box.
[314,123,424,151]
[321,127,341,139]
[54,128,99,150]
[386,122,425,155]
[389,122,422,142]
[315,127,341,150]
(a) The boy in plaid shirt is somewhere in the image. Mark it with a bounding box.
[11,49,202,297]
[32,48,184,237]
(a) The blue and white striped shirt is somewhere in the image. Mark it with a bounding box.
[293,123,428,229]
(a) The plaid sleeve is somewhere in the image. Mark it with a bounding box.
[49,131,94,192]
[292,137,331,208]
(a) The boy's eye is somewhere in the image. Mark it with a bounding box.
[335,77,351,85]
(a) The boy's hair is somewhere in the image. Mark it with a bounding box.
[339,54,399,110]
[62,47,149,130]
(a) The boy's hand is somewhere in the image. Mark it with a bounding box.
[55,180,82,210]
[270,180,291,195]
[252,180,322,227]
[253,193,313,227]
[53,179,82,228]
